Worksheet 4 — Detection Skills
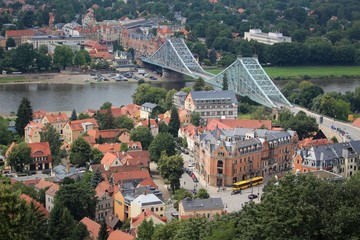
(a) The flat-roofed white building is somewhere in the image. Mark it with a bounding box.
[244,29,291,45]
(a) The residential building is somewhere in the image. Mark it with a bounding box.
[62,118,99,143]
[293,140,360,178]
[136,119,158,136]
[20,194,49,218]
[24,121,44,143]
[140,102,158,120]
[27,35,85,50]
[173,91,188,109]
[178,108,191,125]
[95,181,114,221]
[28,142,52,171]
[5,29,35,46]
[88,128,127,143]
[184,90,238,122]
[206,118,273,131]
[108,230,134,240]
[32,110,46,123]
[101,152,122,170]
[130,209,167,237]
[34,178,54,191]
[244,29,292,45]
[83,40,112,60]
[194,128,297,186]
[45,183,59,212]
[130,193,165,218]
[178,198,224,220]
[80,217,100,240]
[41,112,69,135]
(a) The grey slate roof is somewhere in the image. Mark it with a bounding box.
[181,198,224,211]
[141,102,158,109]
[190,90,237,103]
[175,91,188,96]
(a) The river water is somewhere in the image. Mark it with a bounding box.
[0,78,358,114]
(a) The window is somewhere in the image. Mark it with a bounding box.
[156,207,158,211]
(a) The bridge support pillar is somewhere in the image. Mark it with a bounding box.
[162,68,184,81]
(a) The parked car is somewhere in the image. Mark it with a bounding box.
[171,212,179,219]
[193,177,198,183]
[231,190,242,195]
[248,193,258,200]
[149,76,157,80]
[188,162,194,168]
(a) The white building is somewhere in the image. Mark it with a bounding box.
[244,29,291,45]
[27,35,85,50]
[45,183,59,212]
[130,193,165,218]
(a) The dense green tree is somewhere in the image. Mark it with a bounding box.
[114,115,134,130]
[193,77,205,91]
[53,45,74,69]
[96,109,115,129]
[55,181,96,221]
[149,133,176,162]
[91,148,104,164]
[113,40,124,52]
[137,219,155,240]
[195,188,210,199]
[5,37,15,49]
[279,110,318,139]
[158,121,169,133]
[73,51,86,66]
[192,42,208,61]
[7,142,32,172]
[164,89,177,110]
[297,85,324,108]
[100,101,112,110]
[78,113,91,120]
[15,97,33,136]
[168,107,180,137]
[70,109,77,120]
[180,87,191,94]
[190,112,201,127]
[0,117,18,145]
[133,84,167,105]
[90,169,104,188]
[130,126,153,150]
[40,123,61,164]
[158,153,184,193]
[69,137,92,166]
[120,143,128,152]
[222,73,229,90]
[48,203,76,240]
[209,48,217,65]
[98,219,109,240]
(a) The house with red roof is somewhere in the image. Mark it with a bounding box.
[20,194,49,218]
[206,118,273,131]
[88,128,127,143]
[353,118,360,129]
[178,123,198,152]
[5,29,35,46]
[32,110,46,123]
[34,178,54,191]
[41,112,69,135]
[80,217,100,240]
[95,181,114,221]
[130,209,167,237]
[45,183,59,212]
[101,152,122,170]
[108,230,134,240]
[136,119,158,136]
[83,40,112,60]
[27,142,52,171]
[111,170,151,187]
[62,118,99,143]
[24,121,44,143]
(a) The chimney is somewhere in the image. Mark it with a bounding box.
[66,162,70,173]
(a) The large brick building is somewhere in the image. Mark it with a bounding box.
[194,128,298,187]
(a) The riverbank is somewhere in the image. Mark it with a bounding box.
[0,73,92,85]
[205,65,360,80]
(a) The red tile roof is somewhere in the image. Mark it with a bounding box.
[138,119,158,128]
[45,183,59,197]
[299,138,330,148]
[20,194,49,218]
[95,143,122,154]
[44,112,69,124]
[34,178,54,190]
[112,170,151,183]
[131,209,166,236]
[98,108,126,118]
[108,230,134,240]
[80,217,100,239]
[101,152,120,167]
[353,118,360,128]
[88,128,127,140]
[68,118,99,131]
[137,178,157,188]
[95,180,111,198]
[32,110,46,120]
[27,142,51,158]
[83,135,96,146]
[206,119,273,131]
[6,29,35,37]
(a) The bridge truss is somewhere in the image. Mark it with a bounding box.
[143,39,291,108]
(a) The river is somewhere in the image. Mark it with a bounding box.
[0,78,358,114]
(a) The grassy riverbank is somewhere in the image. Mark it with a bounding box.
[205,66,360,80]
[0,76,27,83]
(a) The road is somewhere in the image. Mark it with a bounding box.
[291,105,360,141]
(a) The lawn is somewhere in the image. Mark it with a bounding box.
[205,66,360,80]
[0,76,27,83]
[264,66,360,79]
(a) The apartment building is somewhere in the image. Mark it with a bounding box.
[178,198,224,220]
[194,128,297,187]
[5,29,35,46]
[62,118,99,143]
[184,90,238,122]
[41,112,69,135]
[293,140,360,178]
[244,29,292,45]
[27,35,85,50]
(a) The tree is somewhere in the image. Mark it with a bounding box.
[168,107,180,137]
[158,121,169,133]
[137,219,155,240]
[158,153,184,193]
[48,203,77,240]
[113,40,124,52]
[73,51,86,66]
[78,113,91,120]
[70,109,77,120]
[130,126,153,150]
[164,89,177,110]
[90,169,104,188]
[69,137,92,166]
[40,123,61,165]
[180,87,191,94]
[15,97,33,136]
[73,222,90,240]
[91,148,103,164]
[190,112,201,126]
[133,84,167,105]
[222,73,229,90]
[53,45,74,69]
[98,219,109,240]
[55,181,96,221]
[193,77,205,91]
[7,142,32,172]
[279,110,318,140]
[192,42,208,61]
[100,101,112,110]
[120,143,128,152]
[149,133,176,162]
[209,48,217,65]
[5,37,15,49]
[96,109,115,130]
[195,188,210,199]
[114,116,134,130]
